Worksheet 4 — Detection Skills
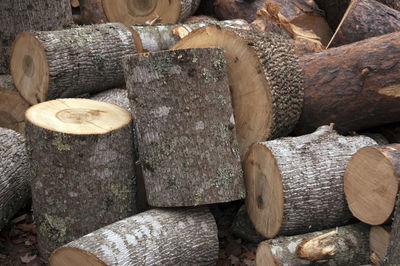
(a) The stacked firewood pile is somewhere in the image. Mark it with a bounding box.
[1,0,400,265]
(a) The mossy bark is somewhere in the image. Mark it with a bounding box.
[123,47,245,207]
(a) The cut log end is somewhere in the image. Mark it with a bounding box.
[256,242,279,266]
[10,32,49,105]
[344,146,399,225]
[244,143,283,238]
[370,226,391,263]
[50,247,105,266]
[25,98,131,135]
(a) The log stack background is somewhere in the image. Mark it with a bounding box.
[1,0,400,265]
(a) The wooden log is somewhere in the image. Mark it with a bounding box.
[131,19,248,53]
[0,75,29,134]
[71,0,80,8]
[102,0,201,26]
[123,48,245,207]
[230,204,266,243]
[78,0,108,24]
[10,23,136,105]
[377,0,400,11]
[370,225,391,265]
[344,144,400,225]
[294,31,400,135]
[50,208,218,266]
[0,128,32,231]
[328,0,400,47]
[0,0,72,74]
[173,26,304,160]
[90,88,130,112]
[184,15,218,23]
[256,223,370,265]
[314,0,350,30]
[25,98,136,258]
[213,0,264,22]
[385,197,400,264]
[244,125,376,238]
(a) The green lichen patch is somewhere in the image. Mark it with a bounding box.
[158,137,176,156]
[215,167,234,189]
[52,133,71,151]
[201,68,212,84]
[110,183,130,200]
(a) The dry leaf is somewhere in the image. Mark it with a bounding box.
[17,224,35,233]
[20,253,37,264]
[243,250,256,260]
[12,214,27,224]
[0,253,7,259]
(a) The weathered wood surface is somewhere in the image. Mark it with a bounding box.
[50,208,219,266]
[123,48,245,207]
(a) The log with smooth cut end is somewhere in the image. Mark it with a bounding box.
[344,144,400,225]
[50,208,219,266]
[0,75,29,134]
[26,98,136,258]
[10,23,136,105]
[256,223,370,265]
[102,0,201,26]
[173,26,304,160]
[244,125,376,238]
[370,225,391,265]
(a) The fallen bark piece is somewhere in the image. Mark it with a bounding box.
[256,223,370,265]
[102,0,201,25]
[123,48,245,207]
[0,0,72,74]
[344,144,400,225]
[131,19,248,53]
[173,26,304,160]
[0,75,29,134]
[294,31,400,134]
[245,125,376,238]
[386,196,400,264]
[370,225,391,265]
[328,0,400,47]
[50,208,219,266]
[10,23,136,105]
[0,128,32,231]
[26,98,136,258]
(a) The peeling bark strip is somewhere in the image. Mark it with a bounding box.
[0,0,72,74]
[10,23,136,105]
[25,99,136,258]
[0,128,32,231]
[256,223,370,265]
[328,0,400,47]
[123,48,245,207]
[102,0,201,26]
[244,125,376,238]
[344,144,400,225]
[294,31,400,135]
[131,19,248,53]
[0,75,29,134]
[386,196,400,264]
[50,208,218,266]
[173,26,304,160]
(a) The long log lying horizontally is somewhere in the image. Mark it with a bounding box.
[244,125,376,238]
[50,208,219,266]
[26,98,136,258]
[10,23,136,105]
[123,48,245,207]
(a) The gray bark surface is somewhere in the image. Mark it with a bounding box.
[91,88,130,112]
[123,48,245,207]
[178,0,202,22]
[0,128,32,230]
[0,0,72,74]
[51,208,219,266]
[26,117,136,258]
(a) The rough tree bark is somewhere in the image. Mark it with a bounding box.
[0,75,29,134]
[0,0,72,74]
[244,125,376,238]
[385,196,400,264]
[123,48,245,207]
[344,144,400,225]
[328,0,400,47]
[25,98,136,258]
[256,223,370,265]
[131,19,248,53]
[10,23,136,105]
[294,31,400,135]
[173,26,304,160]
[0,128,32,231]
[377,0,400,11]
[50,208,218,266]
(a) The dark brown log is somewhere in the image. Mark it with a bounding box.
[377,0,400,11]
[77,0,108,24]
[214,0,264,22]
[0,75,29,134]
[386,196,400,264]
[256,223,370,265]
[123,48,245,207]
[0,0,72,74]
[314,0,350,30]
[173,26,304,160]
[0,128,32,231]
[244,125,376,238]
[195,0,217,17]
[381,123,400,143]
[10,23,136,105]
[26,98,136,258]
[50,208,219,266]
[345,144,400,226]
[328,0,400,47]
[370,225,391,265]
[294,31,400,135]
